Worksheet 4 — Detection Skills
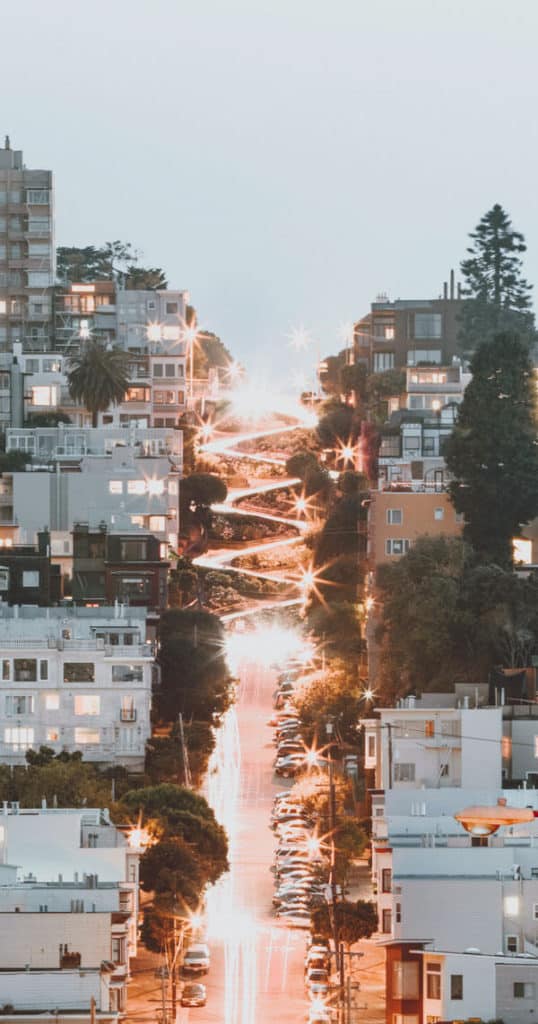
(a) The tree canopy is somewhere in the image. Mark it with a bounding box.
[375,535,538,699]
[66,342,130,426]
[459,204,535,352]
[157,608,233,723]
[445,332,538,566]
[311,900,377,947]
[56,241,168,290]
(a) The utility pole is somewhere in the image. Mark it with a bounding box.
[326,720,345,1019]
[90,996,96,1024]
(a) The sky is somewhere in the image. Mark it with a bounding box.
[4,0,538,377]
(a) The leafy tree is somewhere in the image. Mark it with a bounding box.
[182,473,228,510]
[0,449,32,472]
[366,369,406,424]
[140,837,205,902]
[311,900,377,947]
[316,402,360,448]
[376,536,538,698]
[0,747,123,807]
[459,204,535,353]
[294,662,364,746]
[445,332,538,566]
[157,609,233,723]
[66,342,130,427]
[56,246,111,283]
[285,451,319,480]
[124,265,168,290]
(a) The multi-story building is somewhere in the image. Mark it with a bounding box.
[53,280,116,351]
[0,529,62,604]
[0,804,141,1020]
[72,522,169,610]
[367,490,463,566]
[116,287,188,351]
[0,605,153,768]
[3,426,181,549]
[354,275,463,374]
[0,139,54,354]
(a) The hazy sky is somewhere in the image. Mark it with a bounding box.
[4,0,538,375]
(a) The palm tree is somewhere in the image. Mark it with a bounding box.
[67,342,130,427]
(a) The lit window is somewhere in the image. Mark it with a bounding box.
[513,538,532,565]
[162,326,180,342]
[149,515,166,532]
[45,694,59,711]
[128,480,146,495]
[109,481,123,495]
[74,695,100,716]
[0,301,5,315]
[426,961,441,999]
[46,728,59,742]
[534,736,538,759]
[160,543,168,558]
[385,539,410,556]
[130,515,144,527]
[504,896,520,916]
[502,736,512,759]
[4,727,34,751]
[31,385,57,407]
[384,326,395,340]
[74,727,100,745]
[434,508,444,521]
[22,570,39,588]
[146,478,164,496]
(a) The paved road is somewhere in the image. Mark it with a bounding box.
[178,657,309,1024]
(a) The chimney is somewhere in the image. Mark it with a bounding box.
[450,269,455,300]
[4,136,10,151]
[457,282,462,299]
[443,281,448,300]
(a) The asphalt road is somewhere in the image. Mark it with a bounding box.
[178,657,310,1024]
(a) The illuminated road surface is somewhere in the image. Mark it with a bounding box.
[179,409,313,1023]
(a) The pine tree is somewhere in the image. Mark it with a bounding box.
[459,204,535,353]
[445,332,538,566]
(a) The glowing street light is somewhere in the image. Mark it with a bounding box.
[362,687,375,702]
[79,320,91,341]
[147,322,162,344]
[127,824,154,850]
[226,360,243,384]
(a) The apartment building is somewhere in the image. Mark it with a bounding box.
[116,287,188,351]
[0,529,62,604]
[3,428,181,549]
[54,280,116,351]
[0,605,153,768]
[0,139,54,355]
[72,522,169,610]
[354,275,463,374]
[0,804,141,1020]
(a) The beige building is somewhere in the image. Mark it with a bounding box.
[368,490,463,566]
[0,139,54,353]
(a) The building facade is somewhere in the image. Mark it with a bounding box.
[0,140,54,355]
[0,606,153,768]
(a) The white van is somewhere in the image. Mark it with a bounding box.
[182,943,210,974]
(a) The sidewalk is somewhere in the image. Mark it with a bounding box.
[345,860,385,1024]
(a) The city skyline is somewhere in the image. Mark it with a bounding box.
[3,0,538,372]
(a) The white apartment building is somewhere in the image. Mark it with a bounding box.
[0,606,153,768]
[0,805,141,1020]
[115,288,188,351]
[1,434,180,549]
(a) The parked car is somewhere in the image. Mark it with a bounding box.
[180,983,207,1007]
[182,943,210,974]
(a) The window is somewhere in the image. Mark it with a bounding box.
[166,302,178,315]
[367,734,376,759]
[109,481,123,495]
[45,694,59,711]
[395,902,401,923]
[450,974,463,999]
[14,659,37,682]
[22,570,39,588]
[0,301,5,315]
[506,935,518,953]
[394,763,415,783]
[2,660,9,681]
[439,762,449,777]
[149,515,166,532]
[27,189,49,204]
[126,387,150,402]
[162,326,180,341]
[392,962,419,999]
[154,390,176,404]
[514,982,536,998]
[385,539,410,556]
[423,436,436,455]
[504,895,519,916]
[127,479,146,495]
[382,868,392,893]
[165,364,176,377]
[74,695,100,716]
[426,962,441,999]
[414,313,442,339]
[168,480,178,496]
[387,509,402,525]
[434,507,444,521]
[373,352,395,372]
[74,727,100,745]
[382,908,392,933]
[111,936,123,962]
[0,569,8,593]
[31,385,57,407]
[120,539,147,561]
[4,727,34,751]
[407,349,442,366]
[64,663,95,684]
[46,727,59,742]
[424,720,435,738]
[121,695,136,722]
[153,364,163,377]
[5,696,34,716]
[112,664,143,683]
[403,435,421,455]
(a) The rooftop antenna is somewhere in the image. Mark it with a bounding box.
[4,136,10,150]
